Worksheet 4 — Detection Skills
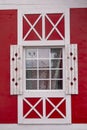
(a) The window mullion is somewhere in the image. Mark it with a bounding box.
[37,48,39,90]
[49,49,51,90]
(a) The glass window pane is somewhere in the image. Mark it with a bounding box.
[25,49,37,58]
[51,80,62,89]
[51,59,62,68]
[39,60,49,68]
[26,80,37,90]
[39,80,50,90]
[39,70,49,79]
[26,60,37,69]
[51,70,62,79]
[26,70,37,79]
[51,48,62,58]
[25,47,63,90]
[38,49,49,58]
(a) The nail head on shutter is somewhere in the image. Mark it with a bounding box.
[70,67,73,71]
[15,53,18,57]
[73,57,76,60]
[12,78,15,82]
[12,57,15,61]
[15,68,18,71]
[70,52,73,56]
[15,82,18,86]
[70,82,73,86]
[73,77,76,81]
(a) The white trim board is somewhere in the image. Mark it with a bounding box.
[0,1,86,8]
[0,124,87,130]
[0,5,86,10]
[0,0,87,7]
[18,7,70,44]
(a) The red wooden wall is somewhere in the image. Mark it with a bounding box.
[0,8,87,123]
[0,10,17,123]
[71,8,87,123]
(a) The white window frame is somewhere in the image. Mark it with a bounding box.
[18,7,70,45]
[18,44,71,124]
[17,6,71,124]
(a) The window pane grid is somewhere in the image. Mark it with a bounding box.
[37,48,39,90]
[26,68,63,70]
[26,79,63,80]
[25,48,63,90]
[26,57,63,60]
[49,48,51,90]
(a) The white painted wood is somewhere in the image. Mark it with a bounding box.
[45,13,64,40]
[10,45,17,94]
[18,45,23,94]
[10,45,23,95]
[18,8,70,45]
[65,8,70,44]
[10,45,14,94]
[0,124,87,130]
[0,0,87,8]
[65,44,78,94]
[17,7,71,124]
[23,14,42,41]
[65,44,69,94]
[74,44,78,94]
[13,45,18,94]
[18,41,65,46]
[18,92,71,124]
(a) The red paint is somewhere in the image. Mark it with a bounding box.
[26,97,41,106]
[46,98,66,118]
[58,100,66,117]
[23,98,43,119]
[70,8,87,123]
[23,99,31,116]
[0,10,17,123]
[49,110,63,118]
[35,99,43,116]
[45,13,64,40]
[23,14,42,40]
[23,16,30,38]
[46,99,54,116]
[26,110,41,118]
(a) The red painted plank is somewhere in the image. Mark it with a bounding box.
[70,8,87,123]
[0,10,17,123]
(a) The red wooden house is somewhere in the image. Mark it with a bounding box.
[0,1,87,130]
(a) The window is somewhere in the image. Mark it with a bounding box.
[25,47,63,90]
[10,8,78,124]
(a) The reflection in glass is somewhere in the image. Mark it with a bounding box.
[51,80,62,89]
[26,60,37,69]
[25,49,37,58]
[39,60,49,68]
[51,48,62,58]
[51,59,62,68]
[26,80,37,90]
[39,70,49,79]
[51,70,62,79]
[26,70,37,79]
[39,80,49,89]
[38,49,49,58]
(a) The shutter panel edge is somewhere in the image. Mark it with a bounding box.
[65,44,78,95]
[10,45,23,95]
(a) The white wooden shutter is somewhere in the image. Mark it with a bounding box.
[10,45,23,95]
[65,44,78,94]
